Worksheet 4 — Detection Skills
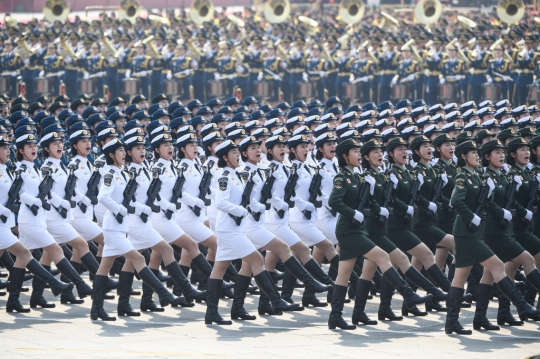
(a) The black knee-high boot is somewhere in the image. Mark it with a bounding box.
[280,268,300,305]
[165,262,206,302]
[231,275,256,320]
[473,284,499,330]
[90,275,116,321]
[378,274,402,321]
[117,271,140,316]
[352,278,377,325]
[254,270,301,312]
[56,259,92,300]
[6,267,30,313]
[2,251,33,283]
[138,267,184,307]
[27,259,73,308]
[258,271,283,316]
[445,286,472,335]
[401,278,427,317]
[383,267,432,310]
[497,276,540,321]
[328,285,356,330]
[80,252,118,290]
[205,278,232,325]
[523,269,540,321]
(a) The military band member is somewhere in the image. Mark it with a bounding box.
[203,35,220,102]
[488,43,512,101]
[83,44,106,98]
[442,44,466,103]
[39,43,65,98]
[324,35,340,98]
[379,36,400,103]
[116,33,135,98]
[0,39,22,98]
[216,42,237,99]
[63,32,82,99]
[424,37,445,106]
[166,44,196,101]
[245,35,264,97]
[261,42,282,102]
[516,35,539,106]
[304,44,326,101]
[468,36,491,105]
[288,37,308,102]
[335,44,355,100]
[126,42,153,98]
[351,45,375,104]
[392,44,419,101]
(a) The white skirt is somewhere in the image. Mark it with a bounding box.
[316,218,338,245]
[208,217,216,231]
[19,224,56,250]
[290,221,326,247]
[153,217,185,243]
[46,221,80,245]
[128,226,163,251]
[95,203,107,227]
[103,230,134,257]
[0,226,19,250]
[177,220,214,243]
[245,226,275,250]
[215,231,256,261]
[70,218,102,242]
[265,223,301,247]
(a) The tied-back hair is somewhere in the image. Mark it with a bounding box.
[267,152,274,161]
[337,153,348,168]
[105,153,115,165]
[217,156,228,168]
[481,153,491,168]
[456,156,466,167]
[315,148,324,161]
[412,151,421,163]
[506,150,517,166]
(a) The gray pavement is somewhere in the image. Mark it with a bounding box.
[1,277,539,359]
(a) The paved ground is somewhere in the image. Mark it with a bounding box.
[1,275,539,359]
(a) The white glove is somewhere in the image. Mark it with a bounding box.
[11,71,17,77]
[503,209,512,221]
[215,73,221,80]
[33,198,43,209]
[525,210,533,221]
[117,206,128,217]
[379,207,389,218]
[439,77,445,85]
[406,74,415,82]
[107,56,115,64]
[389,174,399,189]
[471,214,481,226]
[273,74,280,81]
[289,195,299,203]
[441,173,448,187]
[39,70,44,77]
[390,77,398,86]
[141,205,152,216]
[302,73,308,82]
[406,206,415,216]
[319,71,326,78]
[237,65,245,73]
[354,210,364,223]
[304,202,316,212]
[349,75,354,83]
[280,61,288,69]
[80,196,91,207]
[166,202,177,212]
[513,175,522,192]
[417,173,424,189]
[132,201,144,216]
[361,76,369,82]
[487,76,492,84]
[238,207,249,218]
[50,170,62,182]
[257,73,263,81]
[191,59,198,68]
[57,71,65,77]
[125,70,131,78]
[487,177,495,198]
[135,176,145,185]
[428,202,438,213]
[166,72,172,80]
[194,198,206,209]
[139,70,147,77]
[84,72,90,79]
[96,71,103,78]
[248,201,265,213]
[0,206,11,218]
[23,58,30,65]
[365,175,376,195]
[59,199,71,210]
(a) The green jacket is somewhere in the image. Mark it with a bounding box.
[386,164,414,231]
[509,164,533,233]
[364,166,388,235]
[433,158,457,223]
[411,161,438,227]
[482,167,514,239]
[329,167,377,237]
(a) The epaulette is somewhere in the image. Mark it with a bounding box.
[45,160,53,167]
[222,170,230,176]
[320,162,326,168]
[109,169,115,174]
[243,166,250,172]
[157,162,164,167]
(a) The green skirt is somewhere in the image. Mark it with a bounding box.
[368,234,398,254]
[485,236,526,263]
[413,225,447,248]
[387,229,423,252]
[455,235,494,268]
[336,228,377,261]
[513,230,540,256]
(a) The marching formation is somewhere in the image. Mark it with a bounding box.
[0,89,540,336]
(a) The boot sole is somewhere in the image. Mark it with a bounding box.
[90,315,116,321]
[205,320,232,325]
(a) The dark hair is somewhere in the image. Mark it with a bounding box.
[177,146,186,159]
[387,149,396,164]
[531,148,540,164]
[433,147,441,158]
[337,153,348,167]
[106,152,115,165]
[481,153,490,168]
[204,145,213,157]
[315,148,323,161]
[125,150,133,163]
[217,156,227,168]
[412,151,421,163]
[266,152,274,161]
[240,149,248,162]
[288,149,297,161]
[16,149,23,161]
[153,147,162,159]
[361,154,371,169]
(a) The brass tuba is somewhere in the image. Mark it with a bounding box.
[414,0,442,25]
[43,0,70,22]
[264,0,291,24]
[497,0,525,24]
[118,0,142,24]
[338,0,364,25]
[190,0,214,25]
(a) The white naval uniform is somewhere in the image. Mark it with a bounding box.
[98,166,134,257]
[40,157,81,244]
[316,158,338,244]
[68,155,103,241]
[150,158,185,243]
[0,163,19,250]
[16,160,56,250]
[264,160,301,247]
[215,166,256,261]
[288,160,326,247]
[93,155,109,227]
[126,163,163,250]
[176,158,214,242]
[240,162,275,249]
[204,155,221,230]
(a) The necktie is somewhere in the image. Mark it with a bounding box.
[143,167,150,180]
[170,164,176,176]
[121,171,127,182]
[195,163,202,174]
[236,172,243,183]
[282,165,289,177]
[333,163,338,173]
[304,164,311,175]
[60,162,68,174]
[6,168,13,181]
[34,165,40,175]
[87,161,92,172]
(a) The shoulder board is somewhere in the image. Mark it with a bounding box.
[208,160,215,168]
[320,162,326,168]
[157,162,164,167]
[19,164,28,171]
[244,166,250,172]
[109,169,115,174]
[46,160,53,166]
[222,170,229,176]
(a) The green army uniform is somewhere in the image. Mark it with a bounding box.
[480,140,526,263]
[432,133,458,234]
[409,136,447,248]
[450,165,495,268]
[328,140,377,261]
[362,141,398,254]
